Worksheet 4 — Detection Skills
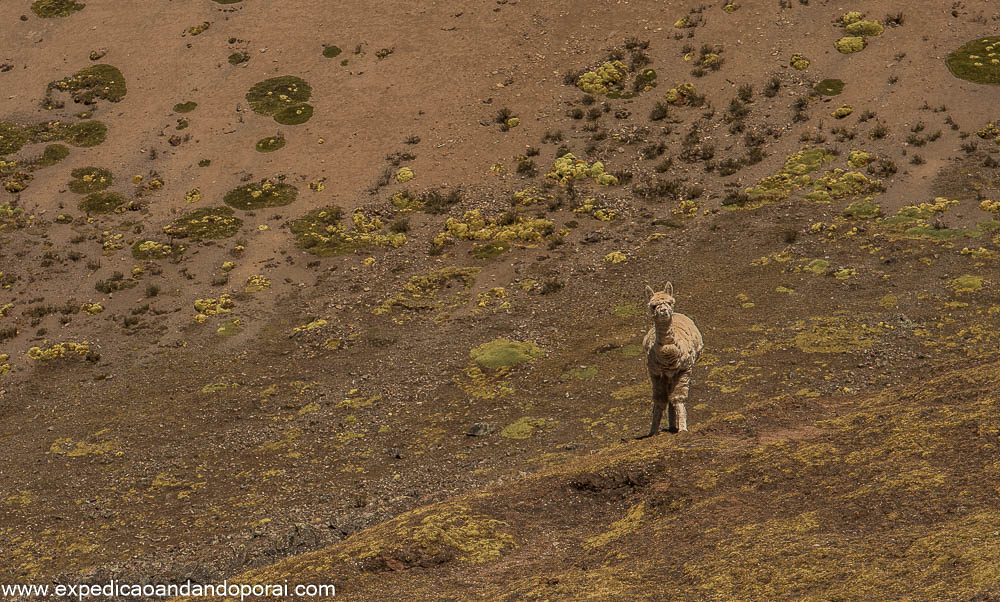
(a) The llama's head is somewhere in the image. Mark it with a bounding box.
[645,282,675,320]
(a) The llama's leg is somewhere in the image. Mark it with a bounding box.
[670,370,692,432]
[644,376,669,438]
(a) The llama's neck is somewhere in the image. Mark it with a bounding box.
[654,317,675,346]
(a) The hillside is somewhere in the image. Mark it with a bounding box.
[1,0,999,599]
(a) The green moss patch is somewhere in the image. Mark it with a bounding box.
[68,167,112,194]
[228,52,250,65]
[322,45,342,58]
[61,120,107,147]
[843,198,882,218]
[173,101,197,113]
[78,191,125,214]
[223,178,297,210]
[255,135,285,153]
[814,79,845,96]
[163,206,243,239]
[245,76,313,124]
[44,65,126,109]
[0,121,30,155]
[793,316,876,353]
[31,0,84,18]
[469,338,545,371]
[291,206,406,257]
[946,37,1000,85]
[35,144,69,166]
[951,275,984,293]
[273,103,313,125]
[739,148,836,207]
[500,417,548,439]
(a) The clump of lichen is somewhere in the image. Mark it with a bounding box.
[396,167,414,183]
[843,198,882,218]
[245,275,271,292]
[576,61,628,95]
[30,0,84,18]
[194,294,234,322]
[164,206,243,239]
[68,167,112,193]
[78,191,125,214]
[26,341,90,360]
[44,65,126,109]
[790,53,810,70]
[847,150,871,168]
[185,22,210,36]
[845,20,884,36]
[173,101,197,113]
[946,37,1000,85]
[224,178,297,210]
[793,316,876,353]
[291,206,406,257]
[951,275,984,294]
[132,239,183,260]
[663,82,701,106]
[433,210,555,253]
[832,105,854,119]
[245,76,314,125]
[835,36,867,54]
[322,45,342,58]
[546,153,618,186]
[255,134,285,153]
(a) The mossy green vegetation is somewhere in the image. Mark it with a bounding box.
[790,53,810,70]
[291,206,406,256]
[793,316,876,353]
[843,198,882,218]
[738,148,836,208]
[945,37,1000,85]
[322,45,342,58]
[163,206,243,239]
[223,178,297,210]
[373,267,480,318]
[173,101,197,113]
[44,65,126,109]
[951,275,984,293]
[228,52,250,65]
[469,338,545,370]
[814,79,844,96]
[546,153,618,186]
[0,122,31,155]
[30,0,84,18]
[2,119,106,154]
[35,144,69,166]
[68,167,112,194]
[255,134,285,153]
[804,169,879,203]
[245,76,314,125]
[26,341,90,360]
[78,191,125,214]
[500,417,548,439]
[835,36,866,54]
[61,120,107,147]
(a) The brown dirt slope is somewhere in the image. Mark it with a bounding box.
[1,0,1000,599]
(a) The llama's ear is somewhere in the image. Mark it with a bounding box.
[645,285,655,297]
[664,281,674,296]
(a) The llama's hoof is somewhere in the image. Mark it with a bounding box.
[634,432,657,440]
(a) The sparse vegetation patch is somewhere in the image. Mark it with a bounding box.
[946,37,1000,85]
[223,178,297,210]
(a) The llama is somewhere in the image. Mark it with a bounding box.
[641,282,704,437]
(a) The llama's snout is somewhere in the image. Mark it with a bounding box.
[653,304,673,318]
